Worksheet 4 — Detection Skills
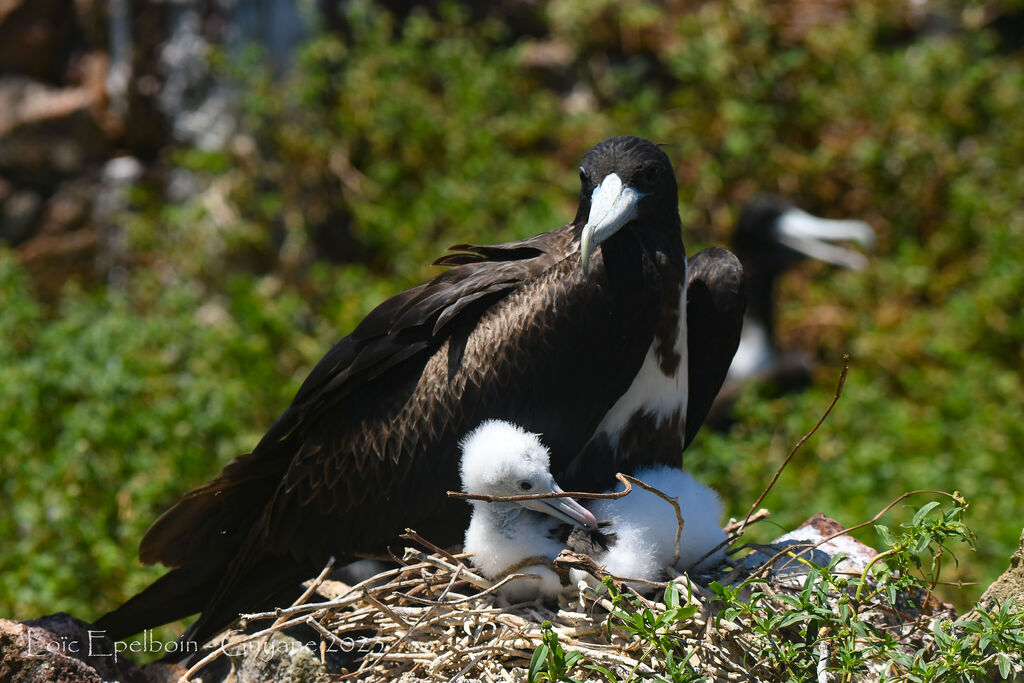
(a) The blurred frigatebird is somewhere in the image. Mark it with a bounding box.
[707,194,874,426]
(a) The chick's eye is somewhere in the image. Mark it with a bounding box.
[519,481,533,491]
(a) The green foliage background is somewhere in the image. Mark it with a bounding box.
[2,0,1022,632]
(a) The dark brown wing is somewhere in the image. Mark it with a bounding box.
[140,227,576,569]
[288,229,576,410]
[683,247,745,447]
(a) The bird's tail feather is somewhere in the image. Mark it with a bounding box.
[139,450,286,568]
[93,564,219,642]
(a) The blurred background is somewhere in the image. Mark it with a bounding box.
[1,0,1022,636]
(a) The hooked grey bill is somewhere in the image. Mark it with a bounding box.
[580,172,643,271]
[521,482,599,530]
[775,208,876,270]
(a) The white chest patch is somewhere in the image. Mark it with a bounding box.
[593,264,689,448]
[726,316,773,383]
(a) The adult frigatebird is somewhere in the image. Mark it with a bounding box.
[707,194,873,425]
[96,136,744,646]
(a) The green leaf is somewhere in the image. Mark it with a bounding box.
[664,582,680,609]
[529,643,549,683]
[997,654,1011,679]
[912,501,941,526]
[584,663,618,682]
[677,604,699,620]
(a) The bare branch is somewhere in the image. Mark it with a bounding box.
[737,354,850,537]
[447,472,633,502]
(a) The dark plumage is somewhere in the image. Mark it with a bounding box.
[683,247,745,444]
[96,136,744,647]
[566,521,618,558]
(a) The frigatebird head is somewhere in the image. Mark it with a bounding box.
[733,194,875,276]
[575,136,680,271]
[459,420,598,530]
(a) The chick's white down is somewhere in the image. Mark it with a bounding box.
[459,420,574,600]
[586,465,727,583]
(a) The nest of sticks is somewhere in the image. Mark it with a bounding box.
[177,509,954,683]
[181,528,741,682]
[176,361,957,681]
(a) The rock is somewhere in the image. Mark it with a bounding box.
[979,528,1024,611]
[0,613,145,683]
[190,629,338,683]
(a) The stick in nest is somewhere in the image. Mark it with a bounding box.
[619,473,685,567]
[400,528,461,565]
[447,472,633,503]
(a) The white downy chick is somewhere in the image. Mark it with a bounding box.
[583,466,727,583]
[459,420,598,601]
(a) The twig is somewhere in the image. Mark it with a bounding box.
[450,651,491,681]
[238,560,441,624]
[179,612,312,682]
[816,490,962,555]
[725,509,770,535]
[186,555,339,678]
[688,509,771,572]
[502,555,558,575]
[270,555,335,630]
[736,354,850,538]
[400,529,461,566]
[239,593,357,624]
[402,549,493,589]
[352,553,473,680]
[362,588,412,629]
[751,489,962,583]
[447,472,632,503]
[621,474,685,566]
[415,572,538,605]
[304,614,355,653]
[686,359,849,587]
[817,638,830,683]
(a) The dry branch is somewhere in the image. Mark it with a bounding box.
[447,472,633,503]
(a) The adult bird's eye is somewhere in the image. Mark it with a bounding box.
[519,481,533,491]
[640,164,661,186]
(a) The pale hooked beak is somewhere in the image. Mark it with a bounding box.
[521,479,599,530]
[580,172,643,271]
[775,208,876,270]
